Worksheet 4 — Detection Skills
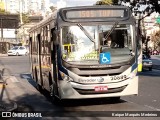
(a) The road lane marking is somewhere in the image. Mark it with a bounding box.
[10,76,19,83]
[22,75,31,79]
[144,105,160,111]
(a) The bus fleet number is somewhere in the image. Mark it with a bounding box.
[111,75,127,81]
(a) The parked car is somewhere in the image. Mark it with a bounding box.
[7,46,29,56]
[142,54,152,71]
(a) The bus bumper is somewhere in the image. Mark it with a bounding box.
[58,76,138,99]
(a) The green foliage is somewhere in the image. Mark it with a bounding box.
[0,8,5,13]
[151,30,160,49]
[0,9,10,14]
[96,0,113,5]
[102,0,113,5]
[50,6,57,12]
[17,12,30,24]
[22,13,30,24]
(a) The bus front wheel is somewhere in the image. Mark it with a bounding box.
[110,97,121,102]
[50,83,60,105]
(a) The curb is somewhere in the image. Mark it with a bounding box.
[0,101,17,112]
[0,83,18,115]
[0,67,18,114]
[0,54,7,57]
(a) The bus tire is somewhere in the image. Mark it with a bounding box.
[110,97,120,102]
[149,67,152,71]
[48,73,61,105]
[50,83,60,105]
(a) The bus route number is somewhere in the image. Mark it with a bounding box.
[111,75,127,81]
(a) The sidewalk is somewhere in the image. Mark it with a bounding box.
[0,63,17,116]
[0,54,7,57]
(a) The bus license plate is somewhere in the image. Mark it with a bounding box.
[95,86,108,92]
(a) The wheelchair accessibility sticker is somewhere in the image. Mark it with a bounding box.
[99,52,111,64]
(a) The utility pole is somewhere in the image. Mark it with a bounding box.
[0,18,3,42]
[19,0,23,25]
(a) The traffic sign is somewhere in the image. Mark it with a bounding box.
[99,52,111,64]
[156,16,160,23]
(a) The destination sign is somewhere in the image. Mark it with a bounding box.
[60,6,130,22]
[66,10,125,19]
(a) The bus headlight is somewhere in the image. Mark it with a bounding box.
[60,71,73,82]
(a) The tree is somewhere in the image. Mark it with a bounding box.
[121,1,160,14]
[50,6,57,12]
[96,0,111,5]
[0,9,10,14]
[96,0,160,14]
[151,30,160,50]
[17,12,30,24]
[22,13,30,24]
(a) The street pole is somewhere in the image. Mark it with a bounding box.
[19,0,23,25]
[0,18,3,42]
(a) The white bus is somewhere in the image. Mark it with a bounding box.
[29,5,140,103]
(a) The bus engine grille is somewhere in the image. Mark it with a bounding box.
[68,65,130,77]
[74,85,127,95]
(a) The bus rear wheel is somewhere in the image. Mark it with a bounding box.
[50,84,60,105]
[149,67,152,71]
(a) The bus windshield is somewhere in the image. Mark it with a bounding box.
[61,24,134,65]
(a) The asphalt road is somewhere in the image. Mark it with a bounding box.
[151,55,160,65]
[0,55,160,120]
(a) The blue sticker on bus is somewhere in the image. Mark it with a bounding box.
[99,52,111,64]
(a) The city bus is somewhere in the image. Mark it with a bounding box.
[29,5,140,102]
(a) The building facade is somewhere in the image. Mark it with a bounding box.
[4,0,51,16]
[1,0,51,46]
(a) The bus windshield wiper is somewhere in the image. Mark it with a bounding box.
[77,24,96,48]
[103,21,119,43]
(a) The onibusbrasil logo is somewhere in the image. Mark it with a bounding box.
[1,112,42,118]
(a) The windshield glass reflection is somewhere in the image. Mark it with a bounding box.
[61,24,134,65]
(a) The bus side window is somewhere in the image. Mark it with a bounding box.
[29,37,32,54]
[51,28,57,61]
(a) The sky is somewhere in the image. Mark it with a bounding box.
[50,0,98,9]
